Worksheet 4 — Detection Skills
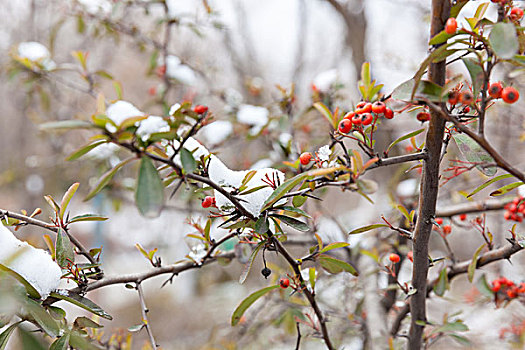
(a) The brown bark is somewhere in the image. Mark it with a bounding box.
[408,1,450,349]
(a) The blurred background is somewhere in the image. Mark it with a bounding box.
[1,0,525,349]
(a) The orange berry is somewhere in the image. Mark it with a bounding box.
[389,253,401,263]
[417,111,431,122]
[459,213,467,221]
[279,277,290,289]
[459,91,474,105]
[371,101,386,114]
[501,86,519,104]
[435,218,443,225]
[343,111,355,120]
[351,114,362,125]
[299,152,312,165]
[338,119,353,133]
[201,196,214,208]
[445,17,458,34]
[510,7,524,21]
[193,105,208,114]
[361,113,373,125]
[384,107,394,119]
[488,82,503,99]
[442,224,452,235]
[448,91,459,105]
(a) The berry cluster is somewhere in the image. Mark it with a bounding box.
[488,82,519,103]
[337,101,394,134]
[503,196,525,222]
[201,196,216,208]
[491,277,525,299]
[491,1,524,22]
[433,218,452,235]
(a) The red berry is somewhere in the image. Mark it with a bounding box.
[488,82,503,99]
[193,105,208,114]
[371,101,386,114]
[351,114,362,125]
[510,7,524,21]
[357,102,372,114]
[491,280,501,292]
[501,86,519,104]
[435,218,443,225]
[355,101,367,110]
[448,91,459,105]
[361,113,374,125]
[201,196,214,208]
[507,289,517,298]
[299,152,312,165]
[459,213,467,221]
[417,111,431,122]
[442,224,452,235]
[338,119,353,133]
[463,106,470,113]
[279,277,290,289]
[384,108,394,119]
[343,111,355,120]
[445,17,458,34]
[407,251,413,263]
[389,253,400,263]
[459,91,474,105]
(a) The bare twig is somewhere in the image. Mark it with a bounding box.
[137,283,157,348]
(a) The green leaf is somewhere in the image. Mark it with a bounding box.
[231,285,279,326]
[18,328,46,350]
[292,195,307,207]
[392,79,443,102]
[313,102,334,128]
[0,264,41,299]
[348,224,388,235]
[73,317,102,329]
[462,58,484,97]
[254,217,269,235]
[135,157,165,218]
[59,183,79,221]
[271,214,309,232]
[452,133,497,176]
[50,290,112,320]
[55,229,75,268]
[180,148,197,173]
[239,242,264,284]
[68,214,108,223]
[490,181,524,196]
[411,43,454,99]
[429,30,456,45]
[66,140,108,161]
[261,173,309,212]
[39,120,95,130]
[68,331,104,350]
[385,128,425,154]
[0,322,21,350]
[433,268,449,297]
[476,274,494,298]
[50,334,70,350]
[239,185,268,196]
[433,321,469,334]
[489,22,519,59]
[25,298,60,337]
[84,157,136,201]
[468,243,486,283]
[319,242,350,254]
[318,255,358,276]
[449,334,471,346]
[278,206,311,218]
[450,0,469,18]
[466,173,513,198]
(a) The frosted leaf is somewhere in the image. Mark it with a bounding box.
[237,104,269,127]
[165,55,197,86]
[200,120,233,145]
[87,143,119,160]
[396,178,419,197]
[136,116,170,142]
[105,100,144,132]
[77,0,111,14]
[169,103,181,115]
[0,222,61,298]
[17,42,56,70]
[317,145,332,162]
[279,133,292,145]
[313,69,338,92]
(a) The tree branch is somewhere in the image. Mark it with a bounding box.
[136,283,158,349]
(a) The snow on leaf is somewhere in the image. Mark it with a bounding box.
[105,101,144,132]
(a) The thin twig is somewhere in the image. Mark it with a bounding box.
[137,283,157,348]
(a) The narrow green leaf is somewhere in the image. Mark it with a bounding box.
[462,58,484,96]
[55,228,75,268]
[386,128,425,154]
[254,217,269,235]
[450,0,469,18]
[231,285,279,325]
[239,242,264,284]
[319,242,350,254]
[135,157,165,218]
[452,133,497,176]
[0,322,21,350]
[50,334,70,350]
[429,30,455,45]
[449,334,471,346]
[261,173,309,212]
[66,140,108,161]
[292,195,307,207]
[68,214,108,223]
[73,317,102,329]
[271,214,309,232]
[239,185,268,196]
[0,264,41,298]
[313,102,334,127]
[392,79,443,102]
[433,321,469,334]
[466,174,513,198]
[39,120,95,130]
[84,157,136,201]
[433,268,449,297]
[18,328,46,350]
[278,206,311,218]
[489,22,519,59]
[411,44,454,99]
[25,298,60,337]
[59,183,79,221]
[468,244,486,282]
[50,290,113,320]
[68,331,104,350]
[180,148,196,173]
[476,274,494,298]
[490,181,524,196]
[348,224,388,235]
[319,255,358,276]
